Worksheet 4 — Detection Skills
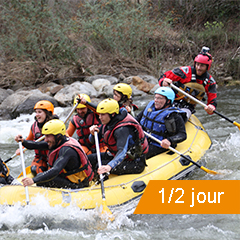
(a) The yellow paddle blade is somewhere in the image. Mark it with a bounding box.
[18,165,32,178]
[200,166,218,175]
[101,199,115,221]
[233,121,240,130]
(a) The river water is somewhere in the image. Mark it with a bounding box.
[0,86,240,240]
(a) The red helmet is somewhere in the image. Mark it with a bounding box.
[194,47,212,70]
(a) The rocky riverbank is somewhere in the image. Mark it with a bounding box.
[0,74,159,120]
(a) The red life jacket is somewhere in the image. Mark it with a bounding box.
[73,112,105,151]
[103,114,148,158]
[159,65,217,107]
[31,121,48,161]
[48,137,94,183]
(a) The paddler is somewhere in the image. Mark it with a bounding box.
[87,98,148,176]
[15,119,94,189]
[15,100,58,176]
[159,46,217,119]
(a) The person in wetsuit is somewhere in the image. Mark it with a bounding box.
[87,98,149,176]
[15,119,93,189]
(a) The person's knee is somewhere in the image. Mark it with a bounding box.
[133,161,145,173]
[31,165,37,176]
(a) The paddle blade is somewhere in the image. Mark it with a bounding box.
[233,121,240,130]
[200,166,219,175]
[101,199,115,221]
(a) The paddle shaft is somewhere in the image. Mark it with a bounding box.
[144,131,193,163]
[4,102,79,164]
[170,83,240,129]
[144,131,218,175]
[94,131,114,220]
[94,131,106,200]
[19,141,30,205]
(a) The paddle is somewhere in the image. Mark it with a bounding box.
[94,131,114,221]
[144,131,219,175]
[19,141,30,205]
[170,83,240,130]
[4,101,79,164]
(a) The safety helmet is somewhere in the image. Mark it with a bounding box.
[73,94,91,109]
[34,100,54,114]
[194,46,212,70]
[155,87,175,104]
[96,98,119,114]
[113,83,132,99]
[42,119,66,136]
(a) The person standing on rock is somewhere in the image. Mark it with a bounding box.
[66,94,107,155]
[78,83,138,116]
[15,100,58,176]
[159,46,217,119]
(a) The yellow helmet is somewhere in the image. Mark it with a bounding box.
[97,98,119,114]
[42,119,66,136]
[113,83,132,99]
[73,94,91,109]
[34,100,54,114]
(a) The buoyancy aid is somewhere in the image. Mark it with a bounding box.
[48,137,94,183]
[140,101,186,147]
[73,112,99,145]
[103,114,148,158]
[174,82,205,105]
[173,66,214,105]
[73,112,105,152]
[31,121,48,161]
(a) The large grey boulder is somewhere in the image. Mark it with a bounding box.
[92,79,111,91]
[0,89,58,120]
[54,81,97,106]
[149,84,160,95]
[98,85,114,98]
[85,75,119,85]
[0,88,13,104]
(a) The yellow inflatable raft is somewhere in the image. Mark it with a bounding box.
[0,115,211,209]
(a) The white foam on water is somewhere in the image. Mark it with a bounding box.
[0,192,139,233]
[0,107,69,144]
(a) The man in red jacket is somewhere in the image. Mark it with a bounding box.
[158,47,217,119]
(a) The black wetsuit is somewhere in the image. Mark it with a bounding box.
[22,137,89,189]
[88,110,147,175]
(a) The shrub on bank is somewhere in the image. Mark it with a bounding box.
[0,0,239,88]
